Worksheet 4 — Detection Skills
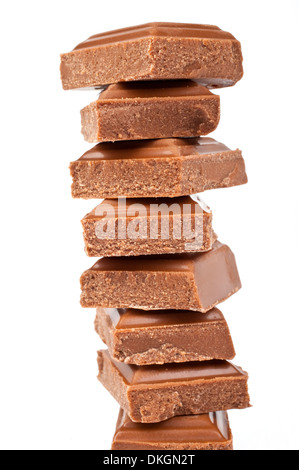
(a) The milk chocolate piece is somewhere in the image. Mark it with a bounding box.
[80,241,241,312]
[60,22,243,90]
[82,196,216,257]
[97,350,250,423]
[112,409,233,450]
[80,81,220,143]
[95,307,236,365]
[70,137,247,199]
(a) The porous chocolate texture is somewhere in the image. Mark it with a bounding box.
[80,241,241,312]
[81,196,216,257]
[60,22,243,90]
[97,350,250,423]
[80,81,220,143]
[112,409,234,450]
[95,307,236,365]
[70,137,247,199]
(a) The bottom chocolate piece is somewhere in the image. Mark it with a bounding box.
[112,409,233,450]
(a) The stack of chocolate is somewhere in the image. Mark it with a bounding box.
[61,22,250,451]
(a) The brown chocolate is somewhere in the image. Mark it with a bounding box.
[95,307,236,365]
[112,409,233,450]
[60,22,243,90]
[81,196,216,257]
[97,350,250,423]
[80,240,241,312]
[70,137,247,199]
[80,81,220,143]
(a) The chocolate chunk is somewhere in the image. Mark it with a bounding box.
[70,137,247,199]
[97,350,250,423]
[60,22,243,90]
[81,196,216,257]
[80,81,220,143]
[112,409,233,450]
[95,307,236,365]
[80,241,241,312]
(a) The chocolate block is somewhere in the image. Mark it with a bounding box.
[95,307,236,365]
[81,196,216,257]
[70,137,248,199]
[97,350,250,423]
[80,81,220,143]
[80,241,241,312]
[112,409,233,450]
[60,22,243,90]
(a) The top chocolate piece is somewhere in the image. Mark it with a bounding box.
[60,22,243,90]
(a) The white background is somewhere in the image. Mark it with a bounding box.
[0,0,298,451]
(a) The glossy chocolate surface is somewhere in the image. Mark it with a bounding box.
[79,137,231,161]
[73,23,236,51]
[114,409,231,444]
[105,306,225,329]
[104,350,246,385]
[99,80,212,100]
[84,195,210,219]
[90,240,222,272]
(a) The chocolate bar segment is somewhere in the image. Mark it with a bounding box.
[80,81,220,143]
[70,137,248,199]
[80,241,241,312]
[98,350,250,423]
[60,22,243,90]
[81,196,216,257]
[112,409,233,450]
[95,307,236,365]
